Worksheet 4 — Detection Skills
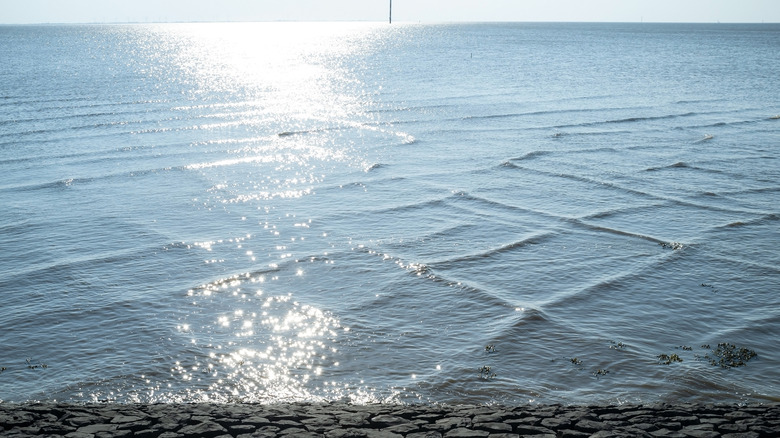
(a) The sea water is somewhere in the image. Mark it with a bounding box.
[1,22,778,405]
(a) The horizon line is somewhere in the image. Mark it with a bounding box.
[2,19,778,26]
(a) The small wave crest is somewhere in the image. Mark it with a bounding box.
[645,161,690,171]
[509,150,552,161]
[433,232,556,266]
[365,163,386,172]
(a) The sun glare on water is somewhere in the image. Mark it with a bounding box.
[127,22,397,403]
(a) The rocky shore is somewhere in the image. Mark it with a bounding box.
[1,401,779,437]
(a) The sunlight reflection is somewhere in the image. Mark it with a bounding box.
[170,272,357,403]
[143,23,386,203]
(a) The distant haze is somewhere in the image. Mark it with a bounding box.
[2,0,779,24]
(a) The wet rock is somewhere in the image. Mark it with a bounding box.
[513,424,555,435]
[444,428,490,437]
[76,423,118,434]
[474,422,512,432]
[574,419,609,432]
[540,416,571,429]
[407,432,444,438]
[371,414,410,426]
[242,415,272,426]
[177,420,228,438]
[339,412,371,427]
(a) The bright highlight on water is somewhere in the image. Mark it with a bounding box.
[0,22,778,405]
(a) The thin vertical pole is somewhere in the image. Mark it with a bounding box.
[389,0,392,24]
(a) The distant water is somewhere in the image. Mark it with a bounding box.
[1,22,779,405]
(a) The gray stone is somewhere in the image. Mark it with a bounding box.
[724,412,755,421]
[558,429,589,438]
[631,423,658,432]
[228,424,258,433]
[242,415,272,426]
[77,423,118,434]
[620,429,654,438]
[214,417,242,427]
[325,428,370,438]
[383,422,422,433]
[540,416,572,429]
[278,427,312,435]
[444,428,490,437]
[302,414,338,432]
[95,430,132,438]
[177,421,228,437]
[699,418,729,426]
[749,425,780,435]
[513,424,555,435]
[236,427,280,438]
[111,415,143,424]
[364,430,404,438]
[115,419,153,431]
[589,431,632,438]
[649,429,687,437]
[506,417,541,426]
[64,432,95,438]
[473,413,506,423]
[407,432,444,438]
[39,423,78,434]
[669,416,700,426]
[657,422,683,430]
[372,414,410,426]
[718,423,748,433]
[680,429,720,438]
[474,422,512,432]
[276,419,305,428]
[66,416,100,427]
[721,433,759,438]
[339,412,371,427]
[435,416,473,430]
[0,412,35,427]
[574,419,608,432]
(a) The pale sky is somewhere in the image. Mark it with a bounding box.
[1,0,779,24]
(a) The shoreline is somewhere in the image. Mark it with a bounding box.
[2,401,779,437]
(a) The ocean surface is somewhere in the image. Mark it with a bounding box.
[1,22,778,405]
